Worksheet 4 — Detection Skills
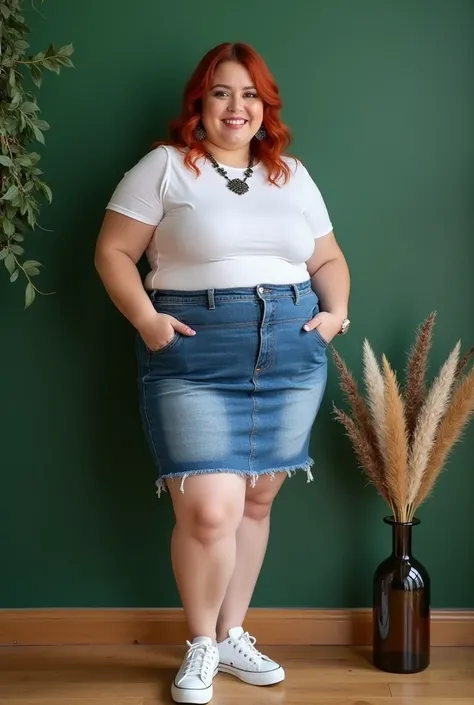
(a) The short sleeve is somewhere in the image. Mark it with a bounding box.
[298,162,333,239]
[106,146,170,226]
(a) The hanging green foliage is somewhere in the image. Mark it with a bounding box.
[0,0,74,307]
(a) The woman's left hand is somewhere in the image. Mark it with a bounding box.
[303,311,343,345]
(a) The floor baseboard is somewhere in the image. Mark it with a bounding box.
[0,608,473,647]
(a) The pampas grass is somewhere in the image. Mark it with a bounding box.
[404,312,437,441]
[332,313,474,523]
[381,356,409,521]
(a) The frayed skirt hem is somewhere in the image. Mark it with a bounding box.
[154,458,315,498]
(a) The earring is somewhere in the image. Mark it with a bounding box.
[195,123,207,141]
[255,126,267,140]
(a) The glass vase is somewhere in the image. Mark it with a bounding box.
[372,516,430,673]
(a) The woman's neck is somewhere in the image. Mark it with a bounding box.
[204,143,251,168]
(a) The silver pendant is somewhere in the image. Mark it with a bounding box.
[227,178,249,195]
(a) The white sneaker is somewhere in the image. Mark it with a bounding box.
[217,626,285,686]
[171,636,219,704]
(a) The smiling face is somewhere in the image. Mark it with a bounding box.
[201,60,264,156]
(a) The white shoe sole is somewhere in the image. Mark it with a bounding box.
[218,663,285,686]
[171,668,218,704]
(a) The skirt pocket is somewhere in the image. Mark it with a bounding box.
[145,331,180,356]
[313,328,329,348]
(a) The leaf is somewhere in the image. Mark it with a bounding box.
[57,56,74,68]
[10,244,24,255]
[2,185,19,201]
[8,68,16,87]
[34,119,50,131]
[32,124,45,144]
[39,182,52,203]
[41,58,57,72]
[17,155,32,167]
[24,265,40,276]
[11,193,22,208]
[14,40,30,52]
[10,91,22,109]
[4,253,16,275]
[26,205,36,227]
[0,155,14,167]
[58,42,74,57]
[30,65,43,88]
[21,101,40,114]
[25,282,36,308]
[3,219,15,236]
[23,260,42,268]
[3,116,16,133]
[0,249,8,261]
[10,269,19,283]
[12,234,24,242]
[0,3,11,19]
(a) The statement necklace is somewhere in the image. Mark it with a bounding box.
[206,152,254,195]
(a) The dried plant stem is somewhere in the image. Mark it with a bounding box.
[332,403,391,504]
[362,340,386,465]
[455,345,474,381]
[408,365,474,520]
[381,356,409,523]
[332,347,386,473]
[407,341,460,506]
[404,312,436,441]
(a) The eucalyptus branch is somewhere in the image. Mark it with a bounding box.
[0,0,74,307]
[13,251,55,303]
[17,50,68,66]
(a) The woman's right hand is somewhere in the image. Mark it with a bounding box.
[138,312,196,352]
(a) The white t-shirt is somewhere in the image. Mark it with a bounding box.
[106,145,333,290]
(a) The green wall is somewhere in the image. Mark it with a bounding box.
[2,0,473,610]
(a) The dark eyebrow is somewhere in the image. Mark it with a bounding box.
[211,84,257,91]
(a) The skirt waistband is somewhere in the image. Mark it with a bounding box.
[149,280,313,306]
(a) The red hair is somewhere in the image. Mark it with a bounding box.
[152,43,293,185]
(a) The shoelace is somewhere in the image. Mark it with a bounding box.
[234,631,264,670]
[177,641,216,685]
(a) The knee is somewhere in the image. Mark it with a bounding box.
[244,492,274,522]
[183,504,241,544]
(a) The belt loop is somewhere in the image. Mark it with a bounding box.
[207,289,216,310]
[292,284,300,305]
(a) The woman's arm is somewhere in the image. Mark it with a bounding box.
[94,210,195,349]
[94,210,159,330]
[304,230,351,342]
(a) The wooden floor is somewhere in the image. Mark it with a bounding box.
[0,644,473,704]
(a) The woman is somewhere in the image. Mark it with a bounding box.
[95,42,350,705]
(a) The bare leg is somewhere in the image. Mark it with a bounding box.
[167,473,246,641]
[216,473,286,641]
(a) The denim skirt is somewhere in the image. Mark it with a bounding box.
[136,280,328,497]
